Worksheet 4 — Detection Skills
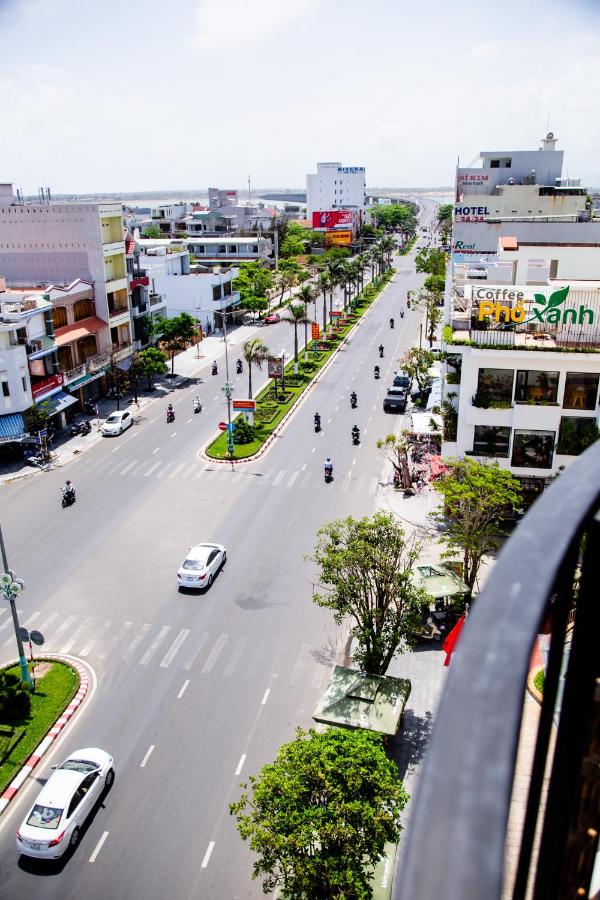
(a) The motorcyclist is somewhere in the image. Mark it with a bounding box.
[350,391,357,407]
[352,425,360,443]
[212,361,218,375]
[193,396,202,413]
[390,318,395,328]
[400,310,405,319]
[64,479,75,499]
[314,412,321,429]
[379,344,384,358]
[167,403,175,422]
[324,457,333,476]
[236,359,243,373]
[374,365,380,378]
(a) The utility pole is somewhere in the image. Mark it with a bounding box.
[221,309,235,467]
[0,525,33,687]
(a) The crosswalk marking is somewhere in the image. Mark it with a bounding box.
[124,623,152,657]
[144,461,162,477]
[286,471,299,487]
[156,463,173,478]
[223,636,248,677]
[139,626,171,665]
[51,614,78,643]
[119,460,138,475]
[201,633,229,674]
[182,631,210,671]
[369,477,379,495]
[159,629,190,668]
[60,618,94,655]
[36,612,59,635]
[272,470,285,486]
[21,611,42,629]
[79,619,112,658]
[182,463,198,478]
[169,462,187,479]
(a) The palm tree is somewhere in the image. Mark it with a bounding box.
[318,272,331,337]
[297,283,316,358]
[242,337,269,399]
[285,303,309,370]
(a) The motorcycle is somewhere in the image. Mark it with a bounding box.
[314,414,321,433]
[84,399,97,416]
[236,360,243,374]
[379,345,384,358]
[352,427,360,445]
[212,363,218,376]
[390,318,395,329]
[400,310,405,319]
[61,487,76,508]
[71,420,91,436]
[166,408,175,423]
[324,464,333,483]
[350,393,357,409]
[374,366,380,379]
[193,399,202,414]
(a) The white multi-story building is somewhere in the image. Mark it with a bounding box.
[139,236,273,267]
[306,162,366,219]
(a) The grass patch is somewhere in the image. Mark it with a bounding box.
[205,271,394,460]
[533,669,544,695]
[0,660,79,795]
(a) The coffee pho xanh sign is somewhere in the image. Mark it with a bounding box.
[466,285,597,329]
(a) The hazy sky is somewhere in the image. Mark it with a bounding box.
[1,0,598,193]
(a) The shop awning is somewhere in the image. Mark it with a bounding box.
[66,370,105,391]
[413,564,470,600]
[0,413,26,443]
[43,390,79,416]
[55,316,107,346]
[312,666,412,736]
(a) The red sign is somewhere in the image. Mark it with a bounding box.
[232,399,256,410]
[218,421,227,431]
[31,373,64,400]
[311,323,320,340]
[330,310,343,317]
[312,210,353,230]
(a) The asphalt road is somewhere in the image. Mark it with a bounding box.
[0,201,440,899]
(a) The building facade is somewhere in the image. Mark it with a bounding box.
[306,162,366,219]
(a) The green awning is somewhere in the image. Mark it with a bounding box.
[312,666,411,736]
[66,370,105,391]
[413,563,470,600]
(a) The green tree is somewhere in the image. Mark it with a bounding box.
[142,224,162,239]
[309,513,428,675]
[398,347,435,394]
[233,261,273,303]
[242,337,270,399]
[432,458,522,592]
[23,401,51,437]
[415,247,446,278]
[297,283,316,356]
[0,670,31,720]
[318,272,331,334]
[423,273,445,294]
[232,416,255,445]
[154,312,197,375]
[230,727,409,899]
[240,296,268,316]
[285,303,309,366]
[131,347,168,390]
[377,432,412,489]
[279,222,314,258]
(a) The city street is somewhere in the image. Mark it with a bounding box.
[0,202,440,899]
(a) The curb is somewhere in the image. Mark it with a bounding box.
[200,275,396,466]
[0,657,90,815]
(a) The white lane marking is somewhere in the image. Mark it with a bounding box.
[36,611,59,634]
[272,469,285,486]
[352,458,356,466]
[363,428,367,435]
[177,679,190,699]
[170,431,177,438]
[342,476,351,493]
[235,754,246,776]
[48,613,77,642]
[287,471,299,487]
[89,831,109,863]
[125,623,152,657]
[159,628,190,668]
[60,619,93,655]
[201,633,229,674]
[201,841,215,868]
[327,417,332,424]
[145,461,162,477]
[224,636,248,677]
[311,446,315,453]
[301,463,307,471]
[119,460,137,475]
[187,418,193,424]
[261,687,270,705]
[347,470,352,478]
[140,745,155,768]
[80,619,112,657]
[169,462,187,479]
[111,445,122,453]
[22,611,42,628]
[182,463,198,478]
[152,447,160,454]
[183,631,209,671]
[156,463,173,478]
[334,405,338,411]
[139,626,171,665]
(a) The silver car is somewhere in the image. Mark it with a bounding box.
[177,543,227,590]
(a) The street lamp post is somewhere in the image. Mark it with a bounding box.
[221,308,235,464]
[280,349,286,394]
[0,525,33,688]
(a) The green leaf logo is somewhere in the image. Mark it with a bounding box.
[534,294,547,306]
[547,286,570,309]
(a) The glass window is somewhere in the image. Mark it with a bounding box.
[563,372,599,410]
[511,430,555,468]
[472,426,511,457]
[26,804,63,830]
[475,368,514,407]
[73,298,93,322]
[212,285,222,302]
[557,417,599,455]
[52,306,67,328]
[218,245,226,253]
[515,370,559,404]
[2,381,9,397]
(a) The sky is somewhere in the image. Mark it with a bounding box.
[1,0,599,193]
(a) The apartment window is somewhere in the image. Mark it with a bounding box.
[22,376,27,391]
[511,430,555,468]
[212,285,222,302]
[196,245,205,253]
[474,368,514,407]
[52,306,68,328]
[218,245,226,253]
[223,281,232,297]
[252,246,259,254]
[2,381,9,397]
[228,246,237,253]
[472,426,511,457]
[563,372,599,410]
[515,370,559,404]
[557,417,599,455]
[73,298,93,322]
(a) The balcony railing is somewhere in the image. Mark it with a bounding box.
[63,344,133,383]
[149,292,166,307]
[396,441,600,900]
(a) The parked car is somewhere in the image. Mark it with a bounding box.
[101,409,134,436]
[264,313,281,325]
[383,388,408,413]
[242,314,257,326]
[177,543,227,591]
[16,748,114,859]
[393,372,412,391]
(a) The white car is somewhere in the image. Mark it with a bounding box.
[177,543,226,590]
[101,410,133,436]
[16,748,114,859]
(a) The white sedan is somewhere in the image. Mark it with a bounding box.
[101,409,134,436]
[177,543,227,590]
[16,748,114,859]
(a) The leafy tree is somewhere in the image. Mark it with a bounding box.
[285,303,309,365]
[131,347,168,390]
[142,224,162,239]
[297,283,316,355]
[230,726,409,899]
[232,416,255,445]
[432,458,522,592]
[242,337,269,399]
[318,272,331,334]
[423,273,445,294]
[154,312,197,375]
[310,513,428,675]
[398,347,435,394]
[280,222,314,258]
[377,432,412,489]
[0,670,32,718]
[274,268,296,305]
[233,261,273,303]
[23,401,51,436]
[369,203,417,236]
[240,296,268,316]
[437,203,453,225]
[415,247,446,278]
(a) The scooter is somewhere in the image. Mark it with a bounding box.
[350,393,357,409]
[166,408,175,423]
[314,414,321,433]
[390,318,395,329]
[374,366,380,379]
[236,360,243,374]
[193,399,202,414]
[379,345,384,358]
[84,399,97,416]
[212,363,218,376]
[61,487,76,508]
[400,310,405,319]
[352,427,360,445]
[324,464,333,483]
[71,420,91,436]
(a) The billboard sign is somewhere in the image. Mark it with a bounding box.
[268,358,283,379]
[31,373,64,399]
[312,210,353,230]
[324,231,353,247]
[311,323,320,340]
[232,399,256,411]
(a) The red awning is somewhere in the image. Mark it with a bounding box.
[130,277,150,289]
[55,316,107,346]
[500,236,518,250]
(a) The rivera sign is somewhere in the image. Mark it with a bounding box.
[476,286,595,327]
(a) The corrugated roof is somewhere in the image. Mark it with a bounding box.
[55,316,107,346]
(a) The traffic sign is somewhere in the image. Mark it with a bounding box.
[18,627,29,642]
[38,429,48,439]
[218,422,228,431]
[30,630,45,646]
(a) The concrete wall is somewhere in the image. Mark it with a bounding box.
[0,338,31,414]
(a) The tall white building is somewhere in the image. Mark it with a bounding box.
[306,162,366,219]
